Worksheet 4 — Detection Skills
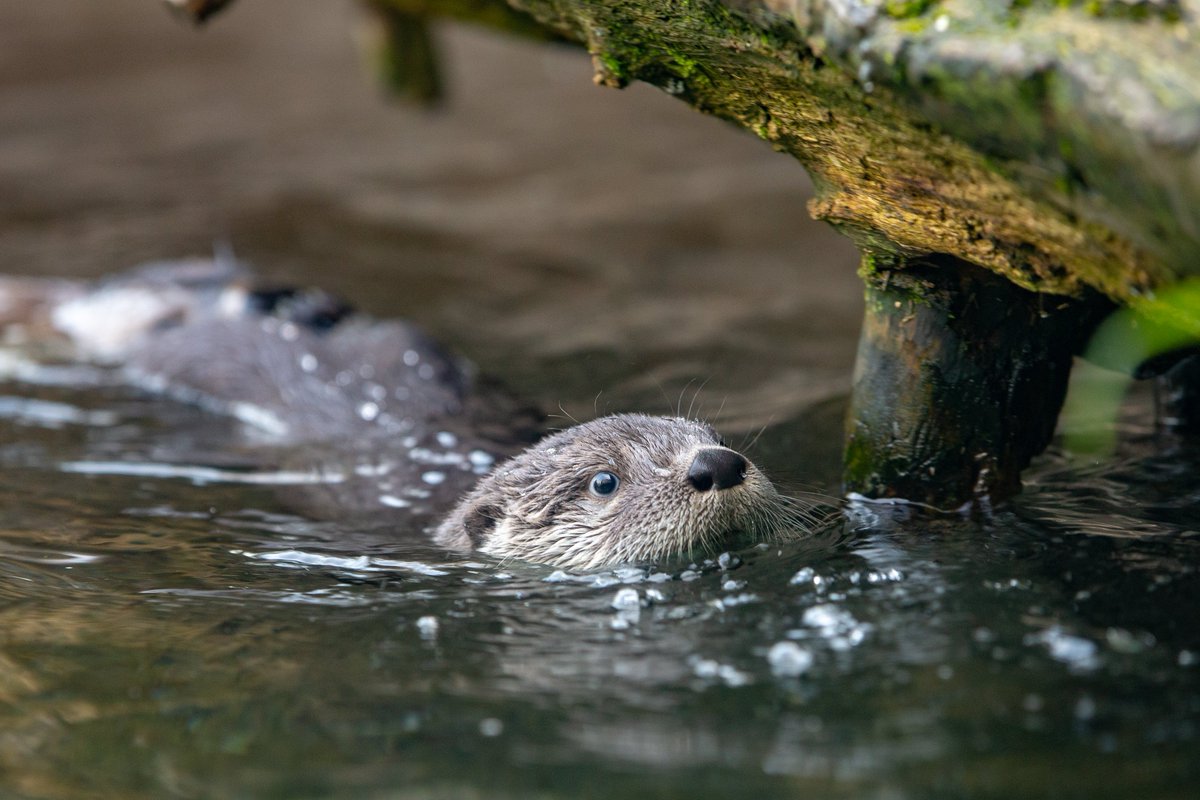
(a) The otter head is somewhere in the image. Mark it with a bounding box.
[434,413,805,570]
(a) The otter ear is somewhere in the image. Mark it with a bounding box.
[461,500,501,547]
[433,491,501,552]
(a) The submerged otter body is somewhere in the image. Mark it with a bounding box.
[0,259,815,568]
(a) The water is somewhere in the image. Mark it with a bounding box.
[1,386,1197,799]
[2,2,1198,799]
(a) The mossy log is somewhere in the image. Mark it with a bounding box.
[170,0,1200,506]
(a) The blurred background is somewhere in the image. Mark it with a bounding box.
[0,0,861,442]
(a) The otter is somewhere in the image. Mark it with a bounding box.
[435,414,802,570]
[0,258,818,569]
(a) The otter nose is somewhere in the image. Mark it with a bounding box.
[687,447,747,492]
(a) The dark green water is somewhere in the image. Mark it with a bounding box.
[0,376,1197,799]
[1,2,1198,798]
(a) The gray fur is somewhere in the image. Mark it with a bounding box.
[435,414,808,570]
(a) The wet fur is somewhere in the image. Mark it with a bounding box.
[436,414,813,570]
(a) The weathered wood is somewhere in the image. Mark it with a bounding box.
[845,254,1110,506]
[481,0,1196,301]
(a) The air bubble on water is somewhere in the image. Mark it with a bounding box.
[613,566,646,584]
[408,447,465,466]
[436,431,458,448]
[1106,627,1154,654]
[543,571,620,588]
[299,353,318,372]
[973,627,996,643]
[767,641,813,677]
[1027,626,1100,671]
[611,587,640,610]
[421,471,445,485]
[1074,695,1097,721]
[359,401,380,421]
[713,593,758,610]
[416,615,439,639]
[611,589,641,625]
[688,656,752,687]
[867,568,903,583]
[802,604,872,650]
[379,494,411,509]
[790,567,815,585]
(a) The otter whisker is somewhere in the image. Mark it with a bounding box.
[685,376,712,421]
[709,394,729,429]
[554,402,580,426]
[740,418,773,453]
[674,379,697,418]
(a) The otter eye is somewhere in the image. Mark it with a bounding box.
[589,471,620,497]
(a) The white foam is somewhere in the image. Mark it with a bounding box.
[0,395,118,428]
[60,461,345,486]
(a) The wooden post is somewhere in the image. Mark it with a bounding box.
[844,253,1110,507]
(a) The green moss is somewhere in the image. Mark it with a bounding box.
[895,17,931,34]
[1050,0,1183,21]
[884,0,936,19]
[1004,0,1181,19]
[598,52,626,82]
